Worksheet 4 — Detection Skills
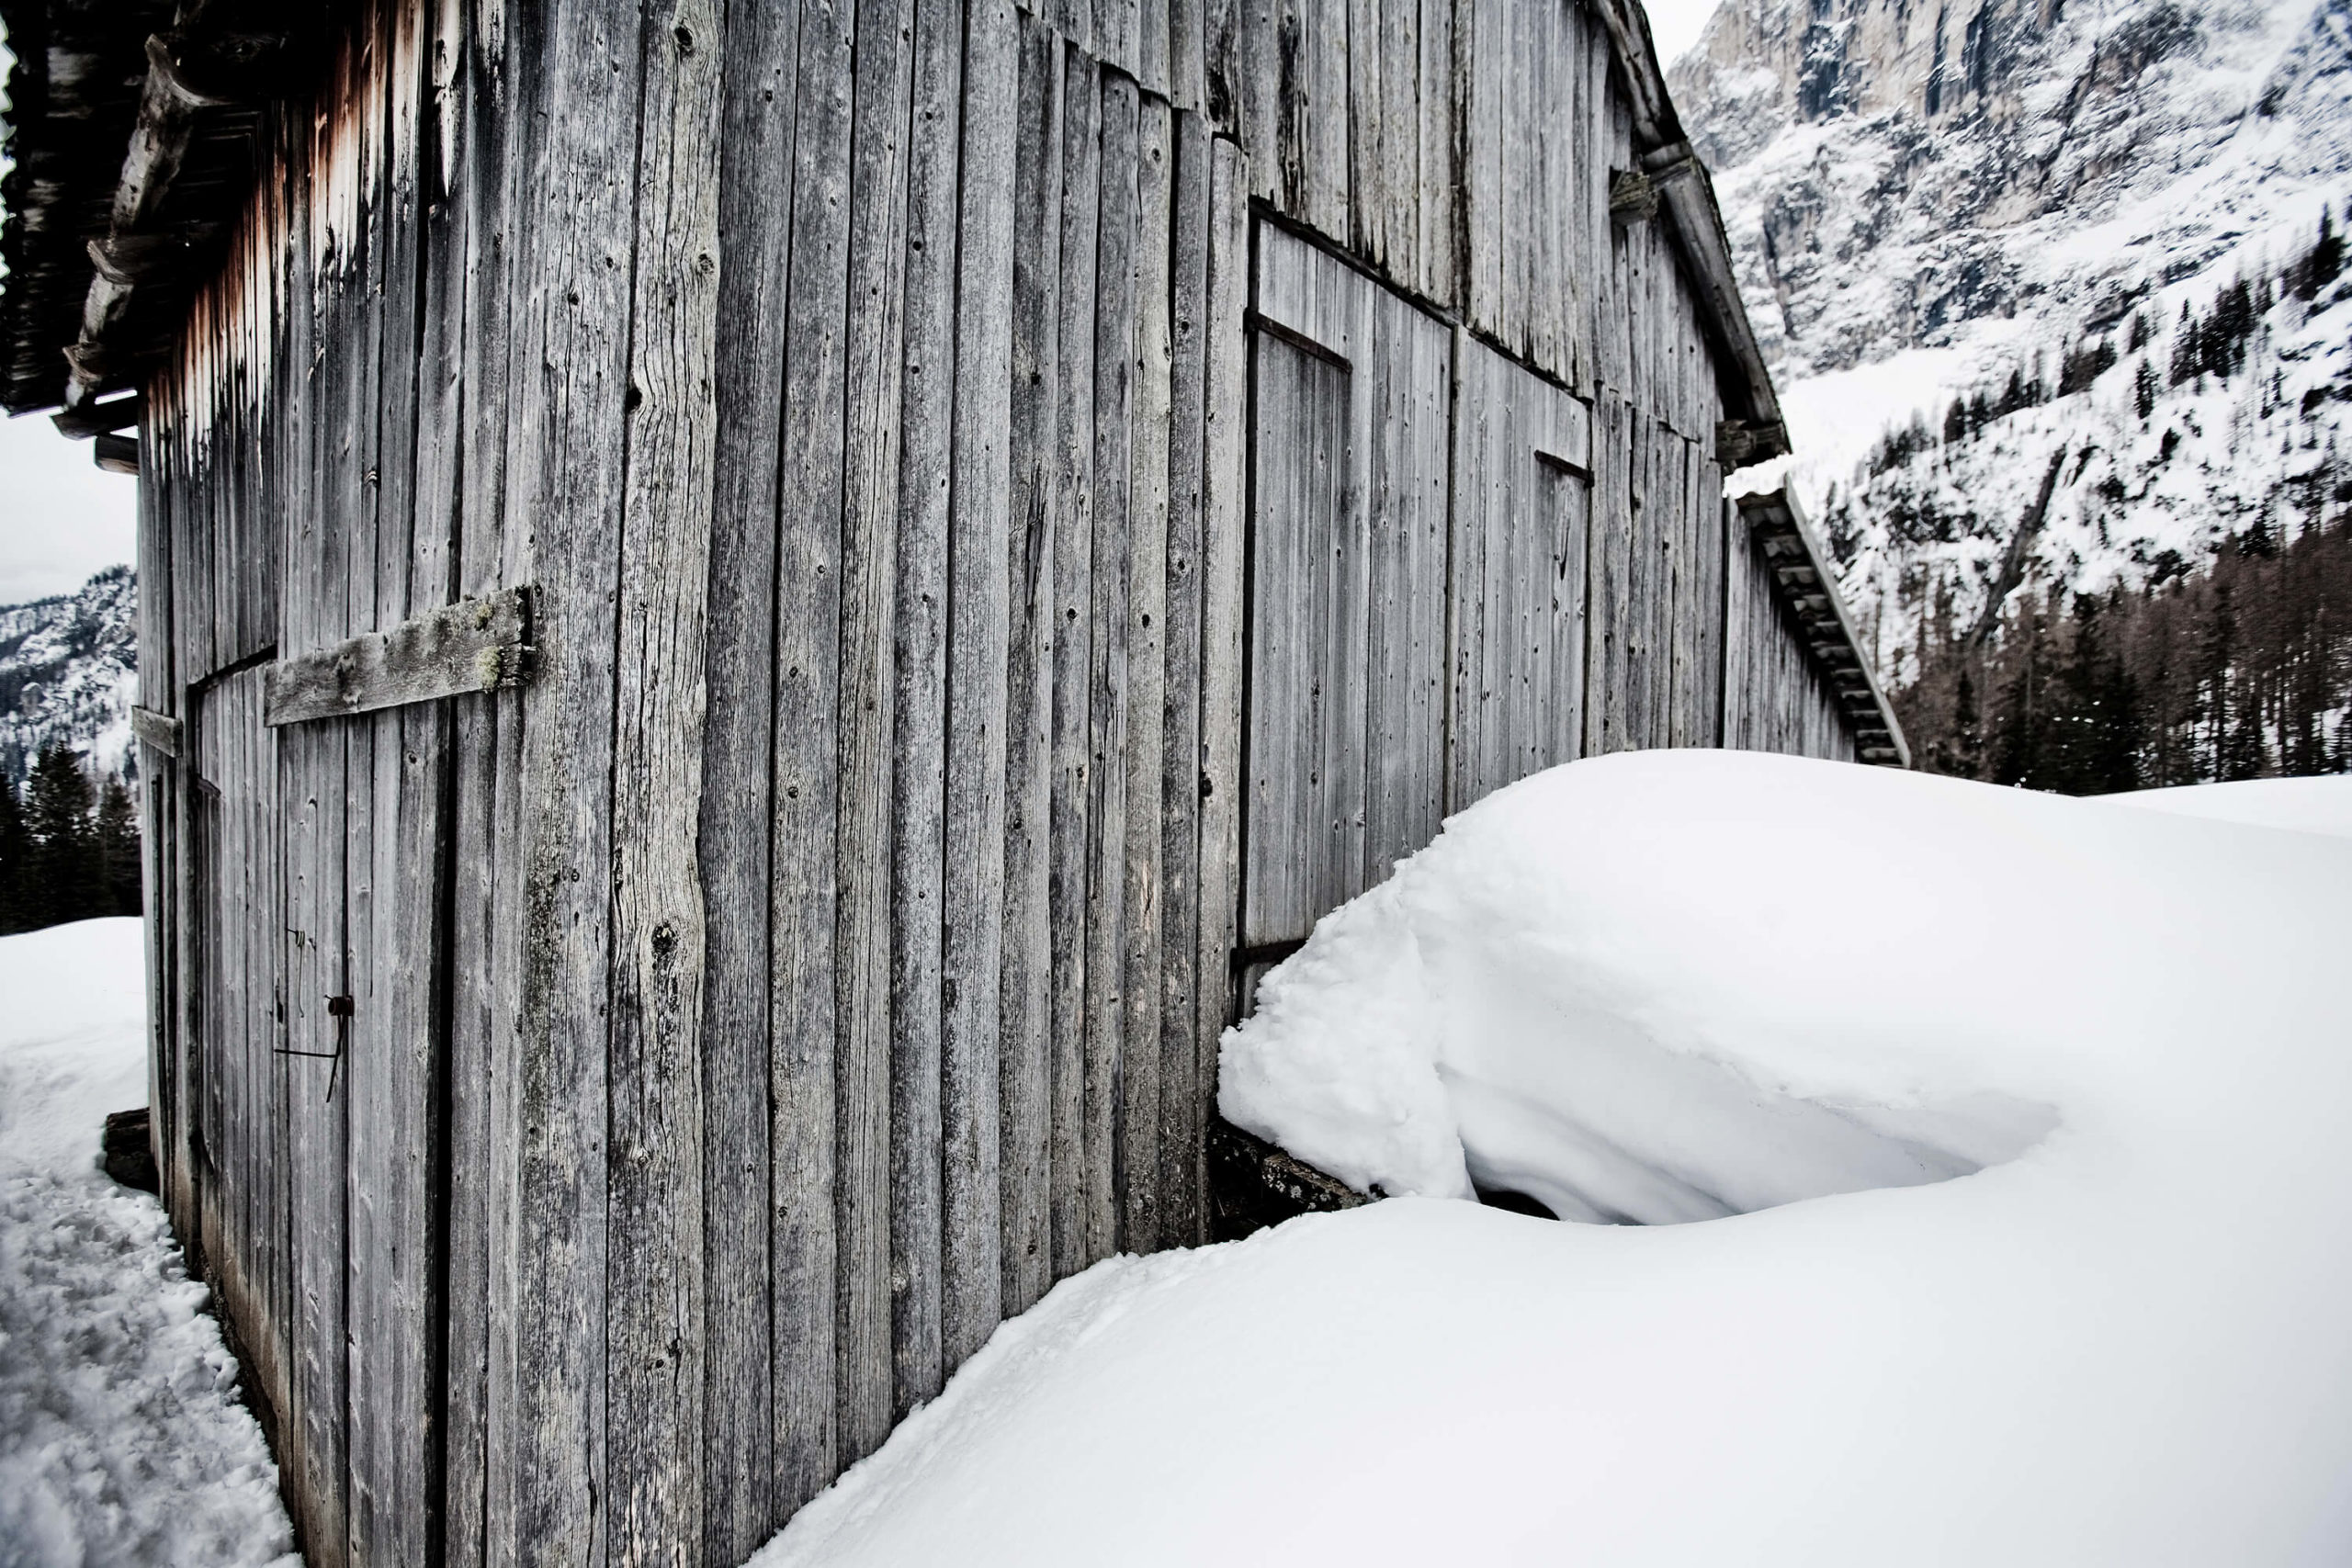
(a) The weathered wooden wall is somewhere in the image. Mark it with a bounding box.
[1723,500,1862,761]
[131,0,1875,1564]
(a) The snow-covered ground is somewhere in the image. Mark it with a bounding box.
[0,919,300,1568]
[760,754,2352,1566]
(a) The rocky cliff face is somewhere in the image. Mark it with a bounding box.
[0,567,138,791]
[1669,0,2352,679]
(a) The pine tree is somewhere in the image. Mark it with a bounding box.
[2133,358,2159,421]
[0,772,27,935]
[2309,206,2343,299]
[94,779,142,917]
[23,745,102,927]
[2169,304,2199,386]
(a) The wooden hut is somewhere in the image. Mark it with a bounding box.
[0,0,1905,1560]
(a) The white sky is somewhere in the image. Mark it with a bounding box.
[0,4,1721,611]
[1643,0,1724,66]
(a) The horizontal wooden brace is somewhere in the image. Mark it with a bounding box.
[264,587,534,727]
[54,394,143,439]
[131,705,182,757]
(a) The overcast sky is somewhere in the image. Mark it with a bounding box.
[0,2,1721,610]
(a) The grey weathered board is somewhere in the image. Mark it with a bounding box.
[262,588,531,727]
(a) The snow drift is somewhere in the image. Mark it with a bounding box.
[761,752,2352,1566]
[0,919,300,1568]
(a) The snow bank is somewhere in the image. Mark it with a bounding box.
[2108,774,2352,839]
[0,918,300,1568]
[760,751,2352,1566]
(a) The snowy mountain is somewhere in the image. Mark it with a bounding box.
[0,567,138,792]
[1671,0,2352,683]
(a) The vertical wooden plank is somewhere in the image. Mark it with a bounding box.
[888,0,953,1432]
[1193,135,1249,1210]
[1156,108,1210,1248]
[1101,0,1141,86]
[1046,49,1102,1282]
[1671,436,1703,747]
[502,0,647,1555]
[605,1,722,1558]
[1446,334,1487,810]
[944,0,1017,1371]
[1139,0,1172,96]
[1170,0,1206,112]
[1374,0,1415,285]
[442,0,526,1554]
[1695,458,1724,746]
[1347,0,1385,262]
[1365,296,1447,863]
[402,30,472,1559]
[1498,0,1531,359]
[697,0,797,1546]
[1462,0,1500,336]
[767,0,854,1492]
[1239,0,1278,200]
[1082,72,1138,1268]
[351,5,436,1557]
[1586,390,1629,757]
[1000,15,1065,1315]
[1118,92,1173,1255]
[1309,0,1348,239]
[1414,0,1453,303]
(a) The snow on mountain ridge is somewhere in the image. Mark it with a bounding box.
[0,567,138,792]
[1671,0,2352,663]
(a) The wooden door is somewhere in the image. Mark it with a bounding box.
[1243,225,1451,953]
[188,665,290,1427]
[1448,334,1594,809]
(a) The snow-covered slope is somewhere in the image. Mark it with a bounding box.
[1670,0,2352,662]
[0,918,299,1568]
[755,753,2352,1565]
[0,565,138,792]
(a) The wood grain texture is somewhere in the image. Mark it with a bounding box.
[605,2,723,1558]
[501,0,642,1557]
[944,0,1017,1376]
[1046,50,1102,1281]
[888,0,954,1433]
[1081,70,1138,1269]
[262,588,530,727]
[999,14,1065,1316]
[443,4,525,1556]
[699,0,798,1546]
[1155,108,1211,1248]
[1118,91,1171,1256]
[1192,135,1249,1209]
[772,0,855,1490]
[133,705,185,756]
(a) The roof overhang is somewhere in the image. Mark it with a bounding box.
[1736,486,1910,768]
[0,1,321,428]
[1586,0,1789,465]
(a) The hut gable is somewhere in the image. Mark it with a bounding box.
[0,0,1900,1562]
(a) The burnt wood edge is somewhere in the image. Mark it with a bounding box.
[1736,488,1912,767]
[131,705,184,758]
[94,433,141,473]
[263,587,535,728]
